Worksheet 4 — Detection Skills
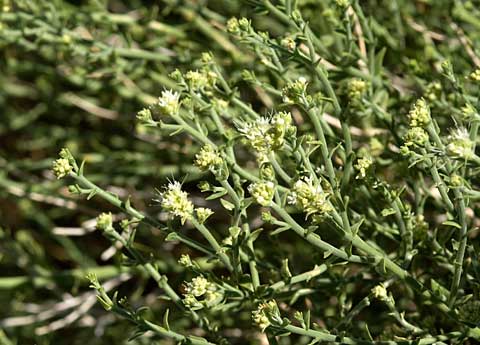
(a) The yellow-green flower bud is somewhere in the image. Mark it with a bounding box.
[408,98,431,128]
[52,158,72,179]
[248,181,275,206]
[470,69,480,82]
[354,156,373,179]
[371,284,388,301]
[96,212,113,231]
[252,300,279,332]
[195,207,214,224]
[179,254,193,267]
[288,177,332,219]
[404,127,429,147]
[194,145,223,171]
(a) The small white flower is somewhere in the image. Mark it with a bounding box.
[158,89,180,115]
[447,128,474,159]
[185,276,210,297]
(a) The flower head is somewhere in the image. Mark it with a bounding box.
[404,127,429,147]
[288,177,332,219]
[157,89,180,115]
[447,128,474,159]
[136,108,153,123]
[96,212,113,231]
[195,207,214,223]
[183,276,222,310]
[354,156,373,179]
[280,36,296,51]
[470,69,480,82]
[371,284,389,301]
[252,300,279,332]
[185,276,211,297]
[194,145,223,171]
[157,181,194,224]
[461,103,477,120]
[408,98,430,128]
[282,77,308,104]
[178,254,193,267]
[248,181,275,206]
[237,112,295,161]
[347,78,368,101]
[52,157,72,179]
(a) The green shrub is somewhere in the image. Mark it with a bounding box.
[3,0,480,344]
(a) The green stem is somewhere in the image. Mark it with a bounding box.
[190,218,233,271]
[69,173,213,256]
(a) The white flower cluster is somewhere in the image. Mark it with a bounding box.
[288,177,332,219]
[157,181,194,224]
[237,111,295,162]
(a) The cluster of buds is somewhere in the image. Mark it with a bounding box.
[280,35,296,51]
[403,127,429,148]
[252,300,280,332]
[194,145,224,173]
[52,148,76,179]
[402,99,431,154]
[183,276,223,310]
[371,284,389,301]
[470,69,480,82]
[195,207,214,224]
[248,181,275,206]
[237,111,296,162]
[354,156,373,179]
[446,128,474,160]
[288,177,332,220]
[136,108,153,125]
[227,17,251,35]
[96,212,114,231]
[282,77,308,104]
[178,254,193,268]
[156,181,194,224]
[425,81,442,101]
[461,103,478,121]
[184,69,217,91]
[347,78,368,102]
[407,98,431,128]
